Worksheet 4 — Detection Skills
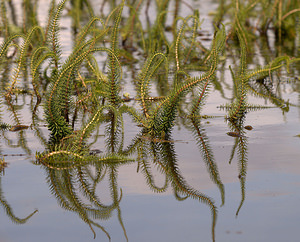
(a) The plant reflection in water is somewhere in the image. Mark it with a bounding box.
[0,0,299,241]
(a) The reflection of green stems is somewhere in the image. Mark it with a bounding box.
[0,178,38,224]
[190,118,225,206]
[137,137,217,242]
[46,167,119,240]
[228,138,238,164]
[140,157,169,193]
[126,131,218,241]
[109,166,128,241]
[248,80,296,112]
[30,97,48,147]
[0,95,31,155]
[235,136,248,217]
[227,117,248,217]
[161,141,217,242]
[39,106,131,240]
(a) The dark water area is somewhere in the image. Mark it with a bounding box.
[0,0,300,242]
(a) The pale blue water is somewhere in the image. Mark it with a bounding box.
[0,0,299,242]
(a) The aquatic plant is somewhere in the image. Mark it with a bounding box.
[0,0,299,241]
[221,8,297,121]
[214,0,300,45]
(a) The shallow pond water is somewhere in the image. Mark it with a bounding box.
[0,0,300,242]
[1,98,300,242]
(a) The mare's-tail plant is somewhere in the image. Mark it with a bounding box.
[222,8,298,121]
[220,9,299,216]
[136,24,226,138]
[38,0,139,163]
[44,0,108,143]
[213,0,300,44]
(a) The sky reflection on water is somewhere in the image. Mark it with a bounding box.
[0,0,300,241]
[1,104,300,242]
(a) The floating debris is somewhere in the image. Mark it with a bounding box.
[200,37,213,41]
[9,125,30,132]
[227,132,245,138]
[89,149,103,155]
[244,125,253,130]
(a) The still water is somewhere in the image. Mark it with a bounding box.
[1,103,300,242]
[0,0,300,242]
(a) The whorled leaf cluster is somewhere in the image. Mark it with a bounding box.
[0,0,299,241]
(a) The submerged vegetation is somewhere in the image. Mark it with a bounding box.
[0,0,299,241]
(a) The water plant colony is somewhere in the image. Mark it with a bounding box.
[0,0,299,241]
